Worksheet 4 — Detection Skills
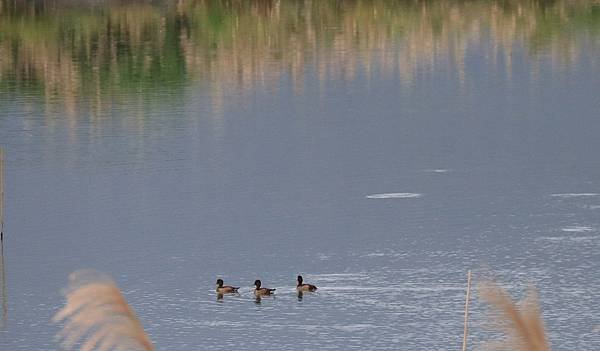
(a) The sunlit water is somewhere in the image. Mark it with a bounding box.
[1,1,600,350]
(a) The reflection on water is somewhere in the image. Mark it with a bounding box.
[297,290,318,301]
[1,0,599,116]
[254,294,277,305]
[216,291,241,302]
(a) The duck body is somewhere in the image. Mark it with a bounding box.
[297,275,317,292]
[254,279,276,296]
[216,279,239,293]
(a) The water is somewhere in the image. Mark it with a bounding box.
[1,0,600,350]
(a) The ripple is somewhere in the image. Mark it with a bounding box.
[331,324,376,332]
[537,236,597,243]
[366,193,422,199]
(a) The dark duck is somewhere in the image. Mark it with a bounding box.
[253,279,276,296]
[296,275,317,292]
[215,279,239,294]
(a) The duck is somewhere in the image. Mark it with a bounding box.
[296,275,317,292]
[215,279,239,294]
[253,279,276,295]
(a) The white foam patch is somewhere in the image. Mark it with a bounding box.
[423,169,450,173]
[551,193,599,198]
[366,193,422,199]
[561,226,594,233]
[363,252,387,257]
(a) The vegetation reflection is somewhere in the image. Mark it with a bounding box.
[1,0,599,109]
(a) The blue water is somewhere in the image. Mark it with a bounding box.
[1,1,600,350]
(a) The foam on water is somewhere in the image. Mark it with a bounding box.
[561,226,595,232]
[422,169,450,173]
[365,193,422,199]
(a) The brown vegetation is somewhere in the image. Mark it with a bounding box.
[53,270,154,351]
[479,281,550,351]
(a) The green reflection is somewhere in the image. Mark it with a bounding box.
[0,0,598,106]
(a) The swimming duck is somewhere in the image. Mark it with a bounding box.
[216,279,239,294]
[254,279,276,295]
[296,275,317,292]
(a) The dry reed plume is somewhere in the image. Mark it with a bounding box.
[479,281,550,351]
[53,270,154,351]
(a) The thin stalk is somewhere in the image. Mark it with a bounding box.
[0,148,3,241]
[462,270,472,351]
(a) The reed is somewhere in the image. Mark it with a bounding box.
[0,148,4,326]
[462,270,471,351]
[53,270,154,351]
[0,148,4,241]
[479,281,550,351]
[0,227,5,329]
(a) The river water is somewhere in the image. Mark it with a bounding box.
[1,1,599,350]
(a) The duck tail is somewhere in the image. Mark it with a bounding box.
[232,287,240,292]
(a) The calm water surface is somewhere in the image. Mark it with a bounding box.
[1,1,600,350]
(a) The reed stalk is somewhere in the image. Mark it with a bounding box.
[0,229,5,329]
[0,148,4,241]
[462,270,471,351]
[0,149,6,329]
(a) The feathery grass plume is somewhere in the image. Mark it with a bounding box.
[53,270,154,351]
[479,281,550,351]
